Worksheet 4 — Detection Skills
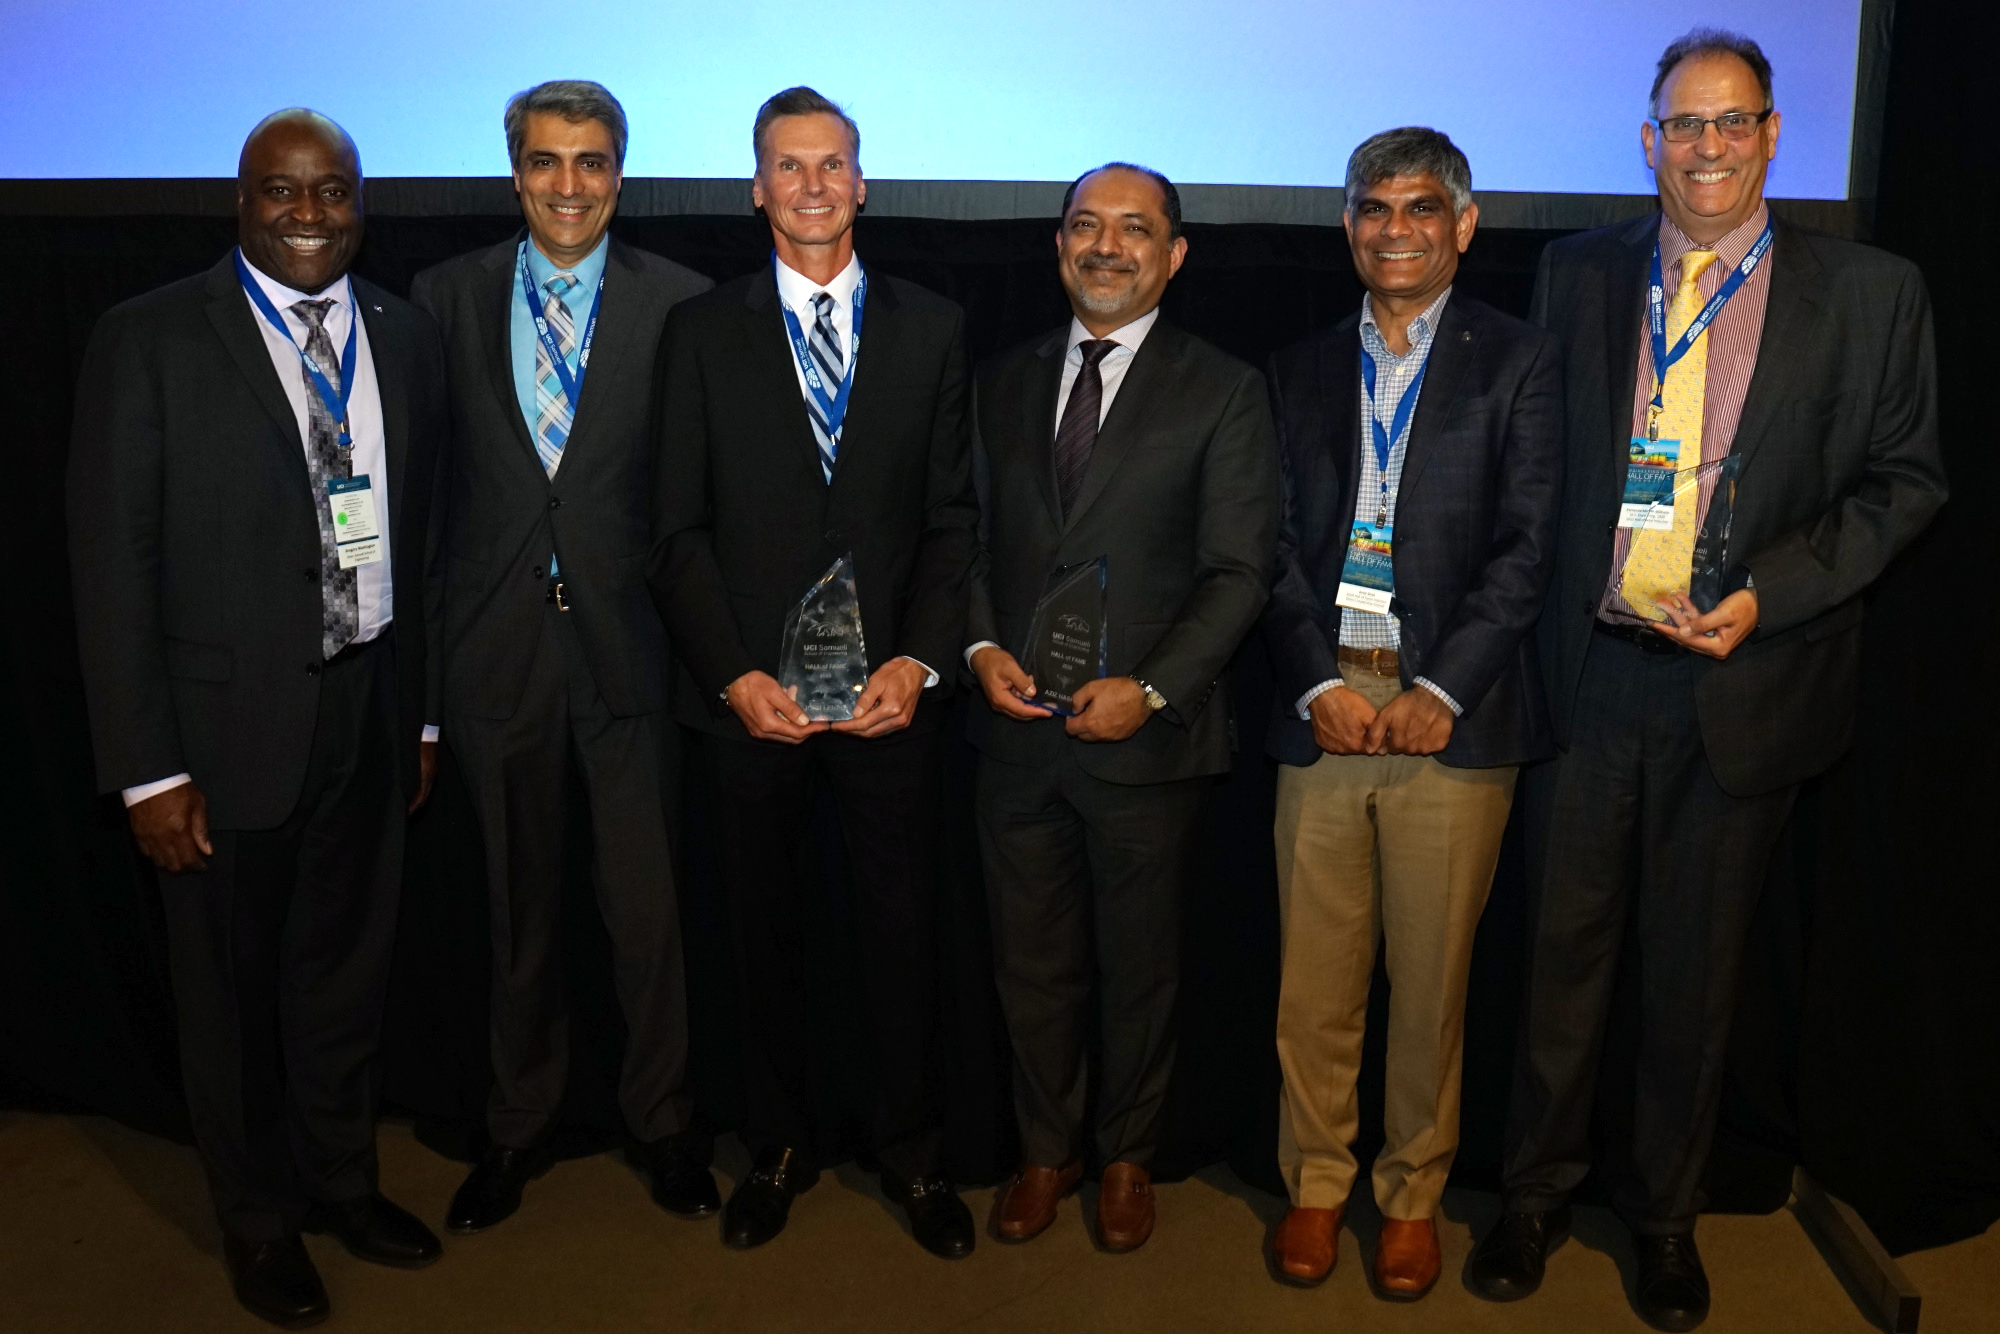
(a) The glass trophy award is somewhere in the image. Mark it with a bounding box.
[777,554,870,721]
[1614,454,1744,622]
[1020,556,1108,716]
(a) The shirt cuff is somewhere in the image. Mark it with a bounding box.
[894,656,941,689]
[422,724,440,743]
[122,773,192,807]
[1295,678,1344,719]
[1413,676,1464,717]
[964,640,1001,669]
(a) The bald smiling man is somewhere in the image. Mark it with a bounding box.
[67,109,449,1327]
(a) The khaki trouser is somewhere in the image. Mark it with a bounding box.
[1274,668,1517,1218]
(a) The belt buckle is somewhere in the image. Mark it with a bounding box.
[549,580,568,612]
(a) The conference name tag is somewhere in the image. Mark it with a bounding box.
[327,475,383,569]
[1334,520,1395,615]
[1619,436,1681,531]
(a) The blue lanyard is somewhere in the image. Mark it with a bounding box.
[519,242,603,415]
[1647,218,1774,432]
[777,253,867,439]
[1359,342,1430,521]
[234,248,357,450]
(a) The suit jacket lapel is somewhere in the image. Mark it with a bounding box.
[1025,328,1067,531]
[743,264,831,492]
[202,256,308,484]
[354,278,409,539]
[559,237,640,466]
[1063,318,1177,531]
[1728,222,1822,474]
[481,235,542,475]
[826,265,901,492]
[1399,299,1474,501]
[1595,215,1655,516]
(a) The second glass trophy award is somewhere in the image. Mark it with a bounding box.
[778,554,870,721]
[1020,556,1108,716]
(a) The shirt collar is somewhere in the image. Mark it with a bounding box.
[774,250,864,312]
[1359,285,1452,356]
[1658,203,1770,278]
[239,249,354,317]
[522,233,609,297]
[1065,305,1160,360]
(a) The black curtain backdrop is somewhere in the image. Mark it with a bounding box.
[4,0,1993,1259]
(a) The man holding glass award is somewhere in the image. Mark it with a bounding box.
[649,87,979,1260]
[965,163,1279,1252]
[1471,31,1947,1331]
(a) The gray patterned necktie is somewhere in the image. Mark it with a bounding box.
[291,298,360,659]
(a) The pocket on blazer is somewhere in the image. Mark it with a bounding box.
[164,637,232,682]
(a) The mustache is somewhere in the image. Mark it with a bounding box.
[1076,253,1139,273]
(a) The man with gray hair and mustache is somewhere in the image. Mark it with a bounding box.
[1260,126,1561,1299]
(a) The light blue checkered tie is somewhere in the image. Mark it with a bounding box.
[533,272,580,478]
[804,291,844,483]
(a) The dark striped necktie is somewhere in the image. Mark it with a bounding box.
[1054,339,1118,517]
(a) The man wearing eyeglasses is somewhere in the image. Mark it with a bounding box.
[1470,28,1946,1332]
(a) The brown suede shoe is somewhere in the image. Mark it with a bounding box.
[1096,1162,1155,1251]
[1271,1205,1341,1285]
[1373,1216,1442,1300]
[993,1160,1083,1242]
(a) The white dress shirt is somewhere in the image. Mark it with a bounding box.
[964,307,1161,667]
[123,257,428,808]
[770,251,937,688]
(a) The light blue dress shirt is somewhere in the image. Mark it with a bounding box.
[510,234,609,441]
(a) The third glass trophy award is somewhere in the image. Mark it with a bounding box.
[1021,556,1108,716]
[778,554,870,721]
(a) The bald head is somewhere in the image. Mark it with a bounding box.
[236,109,363,294]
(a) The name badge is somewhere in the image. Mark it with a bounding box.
[327,475,383,569]
[1618,436,1682,531]
[1334,520,1395,615]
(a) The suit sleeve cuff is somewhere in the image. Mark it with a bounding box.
[1413,676,1464,717]
[122,774,192,807]
[1295,678,1344,719]
[422,724,440,743]
[964,640,1000,669]
[894,656,941,689]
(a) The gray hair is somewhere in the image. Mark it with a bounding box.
[1649,28,1774,118]
[752,86,860,168]
[1344,127,1472,217]
[504,80,629,169]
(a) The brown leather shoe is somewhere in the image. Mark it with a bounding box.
[1373,1216,1442,1300]
[994,1160,1082,1242]
[1271,1205,1341,1285]
[1095,1162,1155,1252]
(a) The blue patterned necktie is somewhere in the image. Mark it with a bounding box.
[534,272,580,478]
[291,298,360,658]
[804,291,844,482]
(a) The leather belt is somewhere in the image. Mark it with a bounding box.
[1337,644,1400,677]
[1592,617,1681,655]
[546,579,569,611]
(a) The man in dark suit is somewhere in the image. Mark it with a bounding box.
[409,80,717,1233]
[650,86,978,1259]
[1469,31,1946,1331]
[967,163,1279,1252]
[67,110,446,1326]
[1261,128,1562,1299]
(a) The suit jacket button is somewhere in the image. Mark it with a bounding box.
[1581,599,1595,613]
[533,566,545,580]
[549,496,561,510]
[305,662,321,677]
[303,568,318,582]
[824,529,842,546]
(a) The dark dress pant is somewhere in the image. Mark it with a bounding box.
[976,744,1208,1171]
[157,632,404,1245]
[1503,631,1797,1233]
[700,703,947,1180]
[449,604,694,1150]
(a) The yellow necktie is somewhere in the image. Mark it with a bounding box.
[1621,248,1720,620]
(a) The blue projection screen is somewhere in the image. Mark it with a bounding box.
[5,0,1863,199]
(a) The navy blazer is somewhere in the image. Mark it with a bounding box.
[1263,293,1563,770]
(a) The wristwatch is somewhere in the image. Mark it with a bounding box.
[1132,676,1168,712]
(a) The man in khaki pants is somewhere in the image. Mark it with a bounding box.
[1259,127,1562,1299]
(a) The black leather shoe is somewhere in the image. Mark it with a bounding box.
[305,1193,442,1268]
[881,1170,975,1260]
[639,1142,722,1218]
[1634,1231,1711,1332]
[1467,1204,1571,1301]
[445,1144,553,1234]
[223,1235,328,1329]
[722,1146,818,1249]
